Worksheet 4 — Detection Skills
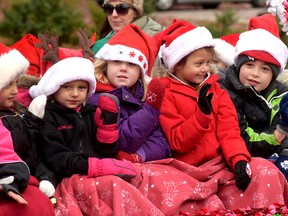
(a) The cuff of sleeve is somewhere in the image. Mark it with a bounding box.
[136,147,146,162]
[195,108,211,128]
[277,124,288,136]
[231,155,249,170]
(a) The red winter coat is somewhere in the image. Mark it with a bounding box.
[159,74,251,169]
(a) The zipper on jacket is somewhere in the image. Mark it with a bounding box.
[77,112,84,153]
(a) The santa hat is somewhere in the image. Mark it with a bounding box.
[159,19,215,72]
[248,13,280,37]
[234,28,288,73]
[0,42,29,90]
[103,0,143,16]
[213,33,239,67]
[96,24,157,76]
[29,57,96,98]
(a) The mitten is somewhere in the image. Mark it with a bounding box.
[116,151,142,163]
[145,78,165,110]
[39,180,55,197]
[278,94,288,134]
[198,83,213,115]
[88,157,137,180]
[28,94,47,119]
[95,93,120,143]
[234,161,252,191]
[275,149,288,180]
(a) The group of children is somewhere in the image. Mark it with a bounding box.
[1,7,288,215]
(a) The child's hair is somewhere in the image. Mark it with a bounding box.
[94,59,148,101]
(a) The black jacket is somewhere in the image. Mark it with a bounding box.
[0,108,57,186]
[40,102,119,184]
[221,65,288,158]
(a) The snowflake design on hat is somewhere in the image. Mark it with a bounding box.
[266,0,288,34]
[129,51,135,58]
[138,55,144,62]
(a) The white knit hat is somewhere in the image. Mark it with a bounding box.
[0,42,29,90]
[29,57,96,98]
[234,28,288,71]
[159,19,215,72]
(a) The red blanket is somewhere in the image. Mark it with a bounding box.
[55,155,288,215]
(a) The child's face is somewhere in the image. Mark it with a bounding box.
[0,79,18,108]
[239,60,273,93]
[107,60,141,88]
[174,48,213,86]
[53,80,89,109]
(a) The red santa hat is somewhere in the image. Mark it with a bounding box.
[213,33,239,67]
[159,19,215,71]
[95,24,157,77]
[248,13,280,37]
[235,28,288,74]
[29,57,96,98]
[0,42,29,90]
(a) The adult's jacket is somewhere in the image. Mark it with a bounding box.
[39,102,119,184]
[159,74,251,169]
[221,65,288,158]
[88,80,171,162]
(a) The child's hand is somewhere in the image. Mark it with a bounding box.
[95,93,120,143]
[198,83,213,115]
[234,161,252,191]
[0,184,28,204]
[145,78,165,110]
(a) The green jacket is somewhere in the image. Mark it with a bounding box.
[91,16,164,55]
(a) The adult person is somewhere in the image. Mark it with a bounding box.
[91,0,164,55]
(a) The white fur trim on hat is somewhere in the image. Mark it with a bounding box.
[29,57,96,98]
[0,49,29,90]
[235,28,288,71]
[96,43,148,75]
[162,26,215,71]
[214,38,235,66]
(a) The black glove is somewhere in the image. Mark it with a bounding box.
[278,94,288,134]
[234,161,252,191]
[198,83,213,115]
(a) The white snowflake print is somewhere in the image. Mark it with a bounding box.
[121,189,142,215]
[161,181,185,207]
[252,192,268,207]
[146,90,157,103]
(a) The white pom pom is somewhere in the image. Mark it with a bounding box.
[39,180,55,197]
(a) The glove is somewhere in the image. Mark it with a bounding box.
[95,93,120,143]
[28,94,47,119]
[39,180,55,197]
[234,161,252,191]
[88,157,137,180]
[145,78,165,110]
[116,151,142,163]
[198,83,213,115]
[278,94,288,134]
[275,149,288,180]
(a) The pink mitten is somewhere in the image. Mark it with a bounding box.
[94,93,120,143]
[88,157,137,180]
[145,78,165,110]
[116,151,142,163]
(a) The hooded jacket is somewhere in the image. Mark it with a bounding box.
[221,65,288,158]
[88,80,171,162]
[159,73,251,169]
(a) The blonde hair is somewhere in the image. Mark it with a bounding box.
[94,58,148,101]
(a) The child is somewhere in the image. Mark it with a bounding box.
[221,15,288,178]
[88,24,171,163]
[0,43,55,215]
[28,56,137,184]
[150,19,288,211]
